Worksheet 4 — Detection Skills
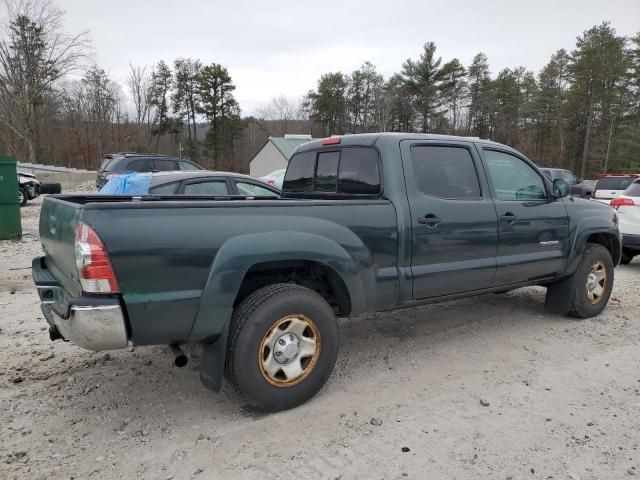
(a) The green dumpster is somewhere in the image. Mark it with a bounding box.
[0,154,22,240]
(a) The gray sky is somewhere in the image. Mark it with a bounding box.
[51,0,640,115]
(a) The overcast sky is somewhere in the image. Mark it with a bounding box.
[38,0,640,115]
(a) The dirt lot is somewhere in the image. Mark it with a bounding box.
[1,192,640,480]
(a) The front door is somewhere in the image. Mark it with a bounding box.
[480,148,570,285]
[401,141,499,299]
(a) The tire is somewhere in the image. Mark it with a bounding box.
[545,243,614,318]
[224,283,339,412]
[18,187,27,207]
[620,250,634,265]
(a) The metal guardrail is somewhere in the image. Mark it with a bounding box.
[17,162,96,174]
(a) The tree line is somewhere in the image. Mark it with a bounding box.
[0,0,638,178]
[302,24,640,178]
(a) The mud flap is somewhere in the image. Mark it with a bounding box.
[544,274,576,315]
[199,325,229,392]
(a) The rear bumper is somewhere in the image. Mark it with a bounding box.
[623,234,640,251]
[33,257,129,351]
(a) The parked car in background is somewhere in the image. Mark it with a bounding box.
[592,174,640,204]
[259,168,286,189]
[610,178,640,264]
[539,168,593,198]
[34,133,621,411]
[17,171,61,207]
[96,153,204,189]
[148,171,280,196]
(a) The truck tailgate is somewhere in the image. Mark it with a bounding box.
[39,196,83,298]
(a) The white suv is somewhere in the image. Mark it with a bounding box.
[611,178,640,264]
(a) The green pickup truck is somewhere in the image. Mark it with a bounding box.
[33,133,621,411]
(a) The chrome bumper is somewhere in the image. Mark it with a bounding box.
[42,302,128,351]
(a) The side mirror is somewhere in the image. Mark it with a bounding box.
[553,179,570,198]
[576,178,583,184]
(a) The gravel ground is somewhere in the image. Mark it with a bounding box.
[1,191,639,480]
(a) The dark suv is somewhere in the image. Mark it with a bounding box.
[96,154,204,189]
[539,168,592,198]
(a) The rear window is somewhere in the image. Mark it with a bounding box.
[595,176,636,191]
[283,147,381,196]
[625,181,640,197]
[283,151,316,193]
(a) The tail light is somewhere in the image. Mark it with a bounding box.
[610,197,636,210]
[75,222,120,293]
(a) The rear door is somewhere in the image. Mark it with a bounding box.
[401,140,498,299]
[480,147,569,284]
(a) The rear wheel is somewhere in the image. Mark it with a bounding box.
[225,283,339,411]
[18,187,27,207]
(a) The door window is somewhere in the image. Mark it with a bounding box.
[183,180,229,195]
[235,181,279,197]
[153,159,178,171]
[484,150,547,200]
[149,182,179,194]
[411,146,481,199]
[179,161,201,171]
[127,158,153,173]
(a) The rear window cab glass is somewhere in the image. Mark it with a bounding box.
[283,147,381,196]
[149,182,179,194]
[594,176,636,191]
[126,158,153,173]
[338,147,380,195]
[411,146,481,199]
[315,151,340,192]
[183,181,229,195]
[283,151,315,193]
[153,159,178,171]
[179,161,202,171]
[624,181,640,197]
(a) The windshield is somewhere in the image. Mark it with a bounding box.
[594,176,636,191]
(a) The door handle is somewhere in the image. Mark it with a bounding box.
[499,212,518,224]
[418,214,442,227]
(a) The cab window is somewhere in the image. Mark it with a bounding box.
[484,150,547,200]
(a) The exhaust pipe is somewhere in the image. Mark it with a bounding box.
[169,344,188,367]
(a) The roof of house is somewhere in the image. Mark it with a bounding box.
[268,136,314,161]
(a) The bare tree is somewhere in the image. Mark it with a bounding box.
[0,0,90,161]
[257,95,299,136]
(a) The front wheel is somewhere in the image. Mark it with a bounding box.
[545,244,614,318]
[620,249,635,265]
[18,187,27,207]
[225,283,339,411]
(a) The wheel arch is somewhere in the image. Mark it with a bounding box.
[188,231,372,343]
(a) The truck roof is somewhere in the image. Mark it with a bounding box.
[295,132,506,154]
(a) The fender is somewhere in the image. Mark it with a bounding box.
[188,231,374,344]
[564,216,621,276]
